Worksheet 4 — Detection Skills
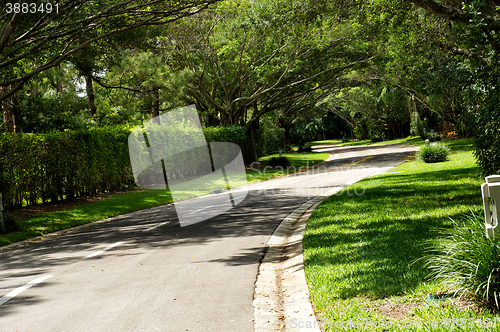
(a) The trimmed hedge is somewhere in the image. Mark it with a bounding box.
[0,127,134,209]
[0,125,246,209]
[203,125,246,147]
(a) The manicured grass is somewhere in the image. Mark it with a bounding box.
[340,136,423,147]
[0,151,330,247]
[302,139,497,330]
[304,136,424,149]
[310,139,343,146]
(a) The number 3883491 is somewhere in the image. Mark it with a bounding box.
[5,3,59,14]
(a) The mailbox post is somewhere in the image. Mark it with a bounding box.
[481,175,500,238]
[0,193,4,233]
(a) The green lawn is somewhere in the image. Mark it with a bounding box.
[312,136,426,148]
[310,139,343,146]
[0,151,330,247]
[302,138,498,331]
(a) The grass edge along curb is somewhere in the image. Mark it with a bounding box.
[0,151,332,250]
[302,138,498,331]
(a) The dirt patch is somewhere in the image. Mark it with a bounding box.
[366,294,481,321]
[367,299,420,320]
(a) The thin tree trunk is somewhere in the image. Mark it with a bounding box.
[2,106,14,133]
[1,87,20,133]
[85,74,97,117]
[151,87,160,119]
[56,65,63,93]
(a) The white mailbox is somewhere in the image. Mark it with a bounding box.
[481,175,500,238]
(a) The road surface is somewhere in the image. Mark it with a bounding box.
[0,144,415,332]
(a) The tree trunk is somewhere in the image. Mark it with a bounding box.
[2,102,14,133]
[1,87,21,133]
[56,65,63,93]
[243,121,260,164]
[84,74,97,117]
[151,87,160,119]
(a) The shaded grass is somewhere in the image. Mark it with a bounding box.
[0,151,330,247]
[310,139,343,146]
[302,138,497,330]
[0,190,173,247]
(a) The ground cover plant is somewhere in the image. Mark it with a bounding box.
[418,142,450,163]
[302,139,498,331]
[0,151,330,247]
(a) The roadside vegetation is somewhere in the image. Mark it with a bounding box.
[418,142,450,163]
[0,151,329,247]
[302,139,497,331]
[311,136,424,147]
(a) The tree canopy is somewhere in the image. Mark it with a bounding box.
[0,0,217,101]
[1,0,500,172]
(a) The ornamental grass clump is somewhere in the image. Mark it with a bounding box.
[418,142,450,163]
[423,212,500,312]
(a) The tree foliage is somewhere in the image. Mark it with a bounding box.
[0,0,218,101]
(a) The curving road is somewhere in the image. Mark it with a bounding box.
[0,144,416,332]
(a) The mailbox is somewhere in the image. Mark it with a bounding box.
[481,175,500,238]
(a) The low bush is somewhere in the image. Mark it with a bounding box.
[268,156,290,168]
[0,211,20,234]
[298,144,312,152]
[423,212,500,312]
[418,142,450,163]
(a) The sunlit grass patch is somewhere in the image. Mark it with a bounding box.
[302,138,497,330]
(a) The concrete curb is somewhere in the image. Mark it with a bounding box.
[253,147,418,332]
[253,189,340,332]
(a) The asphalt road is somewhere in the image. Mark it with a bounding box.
[0,144,415,332]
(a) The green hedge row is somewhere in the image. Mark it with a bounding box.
[0,125,247,209]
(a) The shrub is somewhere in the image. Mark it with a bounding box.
[203,125,246,147]
[284,144,293,153]
[298,144,312,152]
[423,212,500,312]
[252,118,284,157]
[0,211,20,234]
[418,142,450,163]
[268,156,290,168]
